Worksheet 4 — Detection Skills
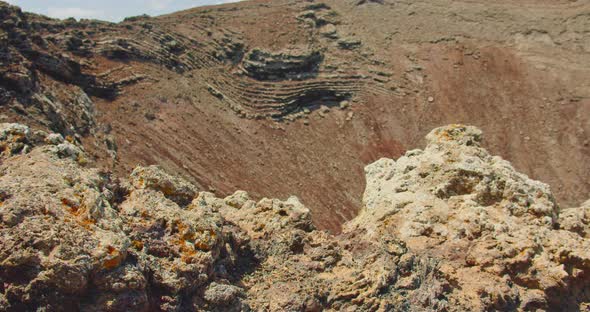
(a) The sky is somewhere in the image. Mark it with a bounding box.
[3,0,242,22]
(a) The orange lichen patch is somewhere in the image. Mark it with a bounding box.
[438,131,452,141]
[178,239,198,264]
[103,257,121,270]
[176,229,217,262]
[136,176,145,187]
[77,154,88,165]
[61,197,74,207]
[107,245,117,254]
[0,191,7,207]
[65,135,75,143]
[61,195,96,230]
[196,230,216,252]
[82,218,96,225]
[132,240,144,251]
[171,221,217,263]
[437,129,456,142]
[179,243,197,255]
[61,197,82,215]
[78,218,96,231]
[10,133,26,142]
[181,256,194,265]
[183,231,196,241]
[253,223,266,232]
[160,185,178,198]
[436,124,467,142]
[173,220,186,232]
[41,206,50,215]
[103,246,123,270]
[173,220,198,242]
[194,241,211,252]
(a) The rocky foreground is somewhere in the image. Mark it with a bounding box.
[0,123,588,311]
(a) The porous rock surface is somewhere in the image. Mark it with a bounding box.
[0,123,588,311]
[346,124,590,311]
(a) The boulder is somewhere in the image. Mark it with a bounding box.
[347,124,590,311]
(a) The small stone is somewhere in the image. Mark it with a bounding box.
[45,133,65,145]
[204,283,244,305]
[224,191,251,209]
[346,111,354,121]
[427,96,435,103]
[338,38,362,50]
[144,112,156,120]
[339,101,350,110]
[320,24,338,39]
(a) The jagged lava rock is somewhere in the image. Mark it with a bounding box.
[346,124,590,311]
[0,123,588,311]
[0,124,128,310]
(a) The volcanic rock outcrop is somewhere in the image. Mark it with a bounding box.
[347,125,590,311]
[1,123,588,311]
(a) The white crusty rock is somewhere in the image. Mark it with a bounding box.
[129,165,198,206]
[0,127,130,310]
[559,200,590,238]
[346,124,590,311]
[0,123,32,157]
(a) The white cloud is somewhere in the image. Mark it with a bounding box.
[147,0,173,11]
[46,7,105,20]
